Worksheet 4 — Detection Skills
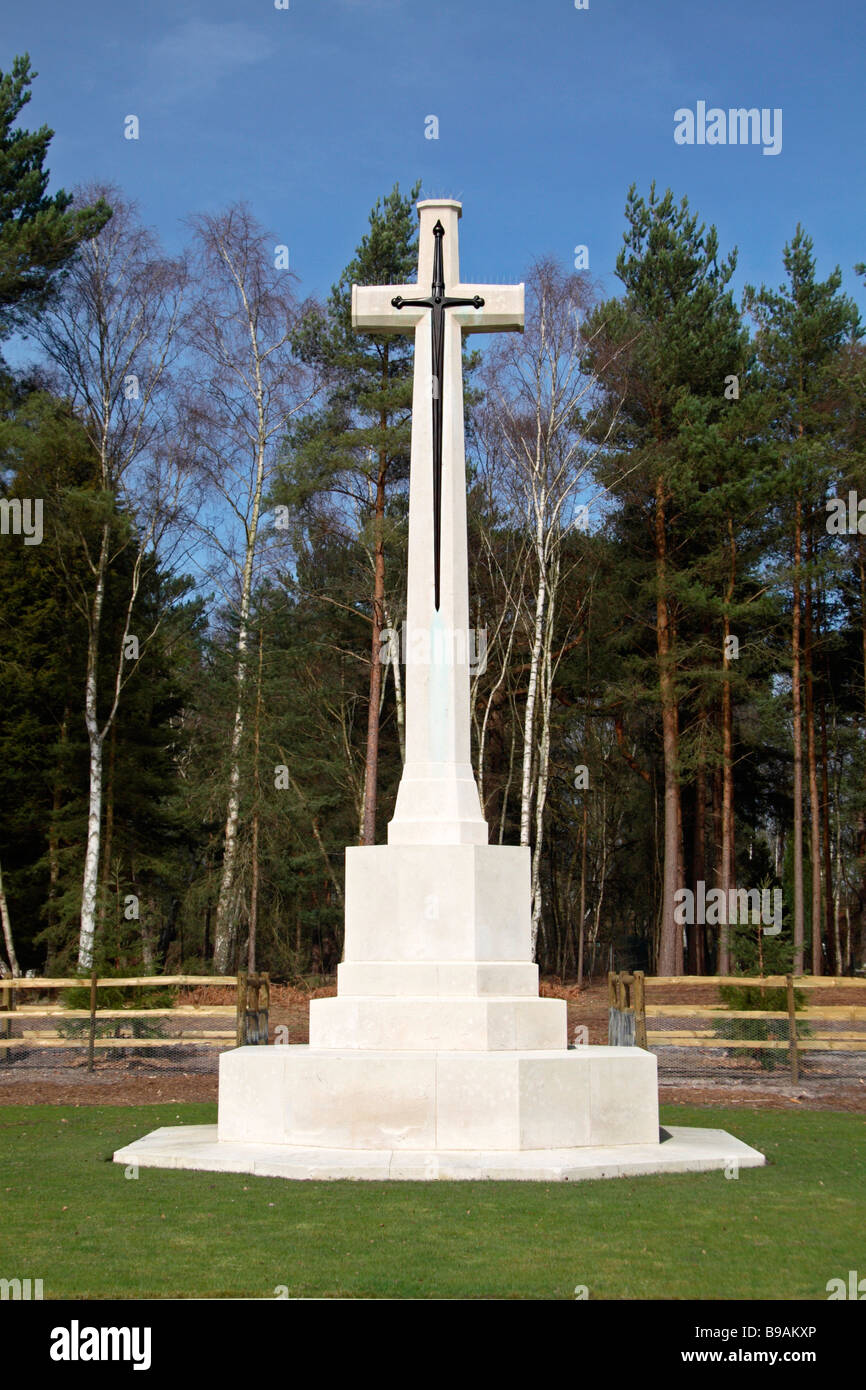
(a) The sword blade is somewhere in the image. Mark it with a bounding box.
[431,302,444,611]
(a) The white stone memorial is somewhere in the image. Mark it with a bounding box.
[115,199,764,1182]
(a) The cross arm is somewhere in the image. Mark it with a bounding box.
[352,284,426,334]
[449,283,525,334]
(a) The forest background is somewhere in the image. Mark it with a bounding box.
[2,55,865,985]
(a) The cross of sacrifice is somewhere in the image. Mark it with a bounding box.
[352,199,524,845]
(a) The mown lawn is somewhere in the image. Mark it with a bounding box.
[1,1104,863,1299]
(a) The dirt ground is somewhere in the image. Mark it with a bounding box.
[1,979,864,1112]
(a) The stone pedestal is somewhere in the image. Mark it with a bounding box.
[114,836,764,1180]
[214,841,661,1158]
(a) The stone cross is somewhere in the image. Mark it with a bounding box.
[352,199,524,846]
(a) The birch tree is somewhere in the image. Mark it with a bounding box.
[29,187,188,969]
[183,204,320,973]
[481,260,613,955]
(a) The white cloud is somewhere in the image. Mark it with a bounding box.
[146,19,272,98]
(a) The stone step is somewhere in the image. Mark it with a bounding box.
[114,1123,767,1183]
[217,1045,660,1152]
[309,995,566,1051]
[336,961,540,998]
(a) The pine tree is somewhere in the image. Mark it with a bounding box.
[0,386,95,969]
[583,184,746,974]
[0,55,109,338]
[745,227,861,973]
[0,382,205,971]
[284,182,420,845]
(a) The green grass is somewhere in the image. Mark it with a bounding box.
[1,1104,863,1299]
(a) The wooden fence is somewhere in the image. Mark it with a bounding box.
[609,973,866,1083]
[0,973,270,1071]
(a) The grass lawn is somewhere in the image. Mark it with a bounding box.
[2,1103,864,1300]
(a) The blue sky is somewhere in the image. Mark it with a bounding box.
[2,0,864,329]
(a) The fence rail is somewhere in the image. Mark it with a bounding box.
[608,972,866,1084]
[649,976,866,989]
[0,973,269,1073]
[0,976,236,989]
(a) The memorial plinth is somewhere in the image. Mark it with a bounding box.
[114,199,764,1183]
[217,839,660,1154]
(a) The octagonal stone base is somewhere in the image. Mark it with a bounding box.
[113,1124,765,1183]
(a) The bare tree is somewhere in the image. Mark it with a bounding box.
[480,260,618,956]
[182,204,320,973]
[29,187,188,969]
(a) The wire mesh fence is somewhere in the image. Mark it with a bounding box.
[0,1010,235,1074]
[0,975,268,1077]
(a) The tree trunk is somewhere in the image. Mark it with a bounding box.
[97,719,117,940]
[140,892,155,972]
[214,444,265,972]
[249,624,264,974]
[520,526,547,850]
[0,858,20,977]
[804,552,822,975]
[79,734,104,972]
[719,519,736,974]
[819,686,835,973]
[362,432,388,845]
[78,522,111,970]
[214,694,246,972]
[655,474,681,975]
[47,710,68,945]
[675,772,685,975]
[576,802,587,988]
[590,793,610,979]
[691,711,707,975]
[791,497,805,974]
[530,564,557,958]
[498,691,519,845]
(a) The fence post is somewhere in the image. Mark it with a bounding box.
[247,974,260,1044]
[236,971,248,1047]
[607,972,617,1044]
[87,968,98,1073]
[786,973,799,1084]
[633,970,647,1049]
[0,983,9,1063]
[620,973,635,1046]
[258,972,270,1045]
